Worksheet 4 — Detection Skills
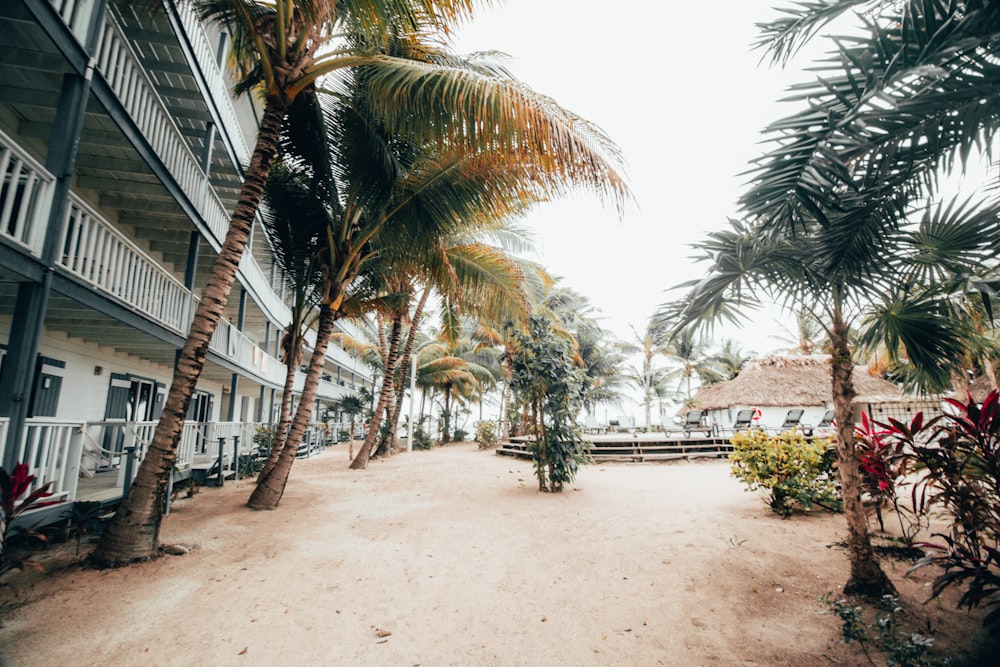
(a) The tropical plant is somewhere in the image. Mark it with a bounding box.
[97,0,629,562]
[863,391,1000,633]
[330,393,366,444]
[261,37,627,494]
[730,429,840,517]
[620,322,671,430]
[659,0,1000,595]
[822,594,944,667]
[1,463,54,577]
[506,316,590,492]
[855,413,927,545]
[93,0,486,566]
[475,420,498,449]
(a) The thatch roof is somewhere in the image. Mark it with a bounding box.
[692,355,903,410]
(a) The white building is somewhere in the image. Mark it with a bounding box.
[0,0,372,517]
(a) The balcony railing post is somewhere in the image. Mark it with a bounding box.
[216,436,225,487]
[122,445,135,495]
[232,435,240,481]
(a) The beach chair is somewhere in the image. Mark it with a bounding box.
[780,409,805,431]
[677,410,713,437]
[732,409,754,431]
[811,409,836,437]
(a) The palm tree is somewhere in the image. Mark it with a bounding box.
[92,0,492,566]
[708,339,754,382]
[660,327,724,401]
[620,323,670,431]
[714,3,1000,596]
[248,36,627,503]
[371,228,533,462]
[329,392,366,448]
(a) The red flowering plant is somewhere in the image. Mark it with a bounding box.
[865,391,1000,634]
[1,463,54,577]
[855,411,929,546]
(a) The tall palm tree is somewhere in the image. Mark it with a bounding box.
[620,323,670,430]
[371,228,532,462]
[93,0,492,566]
[705,338,753,383]
[718,2,1000,596]
[248,37,627,504]
[660,326,724,401]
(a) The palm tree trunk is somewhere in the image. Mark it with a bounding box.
[92,97,286,566]
[351,313,404,469]
[247,304,336,510]
[385,286,431,450]
[830,307,895,597]
[260,329,302,480]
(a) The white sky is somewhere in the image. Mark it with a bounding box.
[451,0,820,353]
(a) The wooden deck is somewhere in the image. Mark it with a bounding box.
[497,432,734,463]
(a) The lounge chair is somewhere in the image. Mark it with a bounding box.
[780,409,805,431]
[674,409,713,437]
[732,409,755,431]
[583,414,606,434]
[810,409,836,437]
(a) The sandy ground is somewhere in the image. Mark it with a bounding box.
[0,442,995,666]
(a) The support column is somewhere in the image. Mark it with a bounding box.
[0,67,94,467]
[226,288,248,421]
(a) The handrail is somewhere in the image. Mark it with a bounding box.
[59,192,193,331]
[0,128,55,256]
[168,0,251,167]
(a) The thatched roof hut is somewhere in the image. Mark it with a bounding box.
[692,355,902,410]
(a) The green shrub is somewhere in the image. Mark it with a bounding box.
[822,594,945,666]
[863,390,1000,635]
[475,421,498,450]
[452,428,467,442]
[411,425,433,451]
[730,429,841,517]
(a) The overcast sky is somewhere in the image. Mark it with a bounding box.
[451,1,826,352]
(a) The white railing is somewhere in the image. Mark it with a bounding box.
[0,128,54,256]
[210,318,287,386]
[58,193,194,331]
[48,0,101,45]
[5,418,333,514]
[171,0,251,167]
[12,419,84,502]
[93,12,230,245]
[241,250,292,323]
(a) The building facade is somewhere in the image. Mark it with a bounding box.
[0,0,372,506]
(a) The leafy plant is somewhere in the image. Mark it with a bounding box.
[411,425,433,451]
[66,501,105,555]
[507,317,591,492]
[475,421,498,450]
[730,429,841,517]
[452,428,467,442]
[855,413,928,546]
[1,463,54,577]
[868,391,1000,633]
[822,594,944,667]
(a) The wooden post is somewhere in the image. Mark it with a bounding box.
[216,436,225,487]
[232,435,240,481]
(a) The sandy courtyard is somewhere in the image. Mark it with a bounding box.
[0,442,994,666]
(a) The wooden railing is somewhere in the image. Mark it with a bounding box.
[0,129,54,256]
[59,193,194,331]
[48,0,101,45]
[11,419,84,501]
[94,9,231,243]
[4,418,340,512]
[170,0,251,167]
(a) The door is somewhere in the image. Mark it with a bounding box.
[28,356,64,417]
